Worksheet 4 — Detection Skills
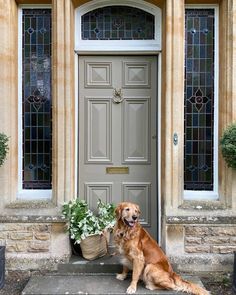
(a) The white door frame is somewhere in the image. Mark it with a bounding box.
[74,1,162,241]
[75,54,161,241]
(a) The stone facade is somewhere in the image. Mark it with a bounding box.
[185,226,236,254]
[1,224,51,254]
[165,216,236,272]
[0,0,236,273]
[0,218,70,271]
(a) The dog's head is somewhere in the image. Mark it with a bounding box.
[115,202,141,228]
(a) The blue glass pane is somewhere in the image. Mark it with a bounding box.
[22,9,52,189]
[81,6,155,40]
[184,9,215,191]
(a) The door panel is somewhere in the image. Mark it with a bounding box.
[85,98,112,163]
[122,182,151,226]
[79,56,157,239]
[122,97,150,163]
[85,62,112,88]
[123,62,151,88]
[85,182,113,208]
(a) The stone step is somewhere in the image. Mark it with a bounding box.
[22,274,204,295]
[57,253,122,274]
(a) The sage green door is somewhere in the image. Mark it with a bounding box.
[78,56,158,239]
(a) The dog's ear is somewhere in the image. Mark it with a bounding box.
[115,203,123,219]
[136,204,141,215]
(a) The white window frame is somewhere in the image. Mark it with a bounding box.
[18,5,52,200]
[74,0,162,54]
[184,5,219,201]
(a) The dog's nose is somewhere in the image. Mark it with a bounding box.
[132,215,137,221]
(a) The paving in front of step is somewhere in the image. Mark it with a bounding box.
[22,274,204,295]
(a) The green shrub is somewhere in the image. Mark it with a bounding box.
[0,133,9,167]
[220,123,236,169]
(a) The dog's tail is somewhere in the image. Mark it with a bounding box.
[144,264,209,295]
[172,273,210,295]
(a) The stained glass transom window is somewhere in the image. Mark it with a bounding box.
[22,9,52,189]
[81,6,154,40]
[184,9,215,191]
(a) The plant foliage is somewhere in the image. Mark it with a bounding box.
[220,123,236,169]
[62,199,115,244]
[0,133,9,167]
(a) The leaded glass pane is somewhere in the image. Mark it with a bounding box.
[81,6,154,40]
[22,9,52,189]
[184,9,215,191]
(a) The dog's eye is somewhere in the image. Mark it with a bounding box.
[125,208,130,211]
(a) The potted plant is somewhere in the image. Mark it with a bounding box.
[0,133,9,167]
[220,123,236,169]
[62,199,115,260]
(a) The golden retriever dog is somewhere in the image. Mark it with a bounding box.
[113,202,209,295]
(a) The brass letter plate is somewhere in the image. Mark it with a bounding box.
[106,167,129,174]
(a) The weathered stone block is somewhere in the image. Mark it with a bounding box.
[203,237,230,245]
[185,237,202,245]
[6,241,28,252]
[212,245,236,254]
[28,241,50,252]
[211,227,236,236]
[33,224,51,232]
[34,232,50,241]
[9,232,33,240]
[185,245,210,253]
[230,237,236,244]
[0,232,8,239]
[185,226,210,236]
[0,224,27,231]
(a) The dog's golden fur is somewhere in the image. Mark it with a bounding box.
[113,202,209,295]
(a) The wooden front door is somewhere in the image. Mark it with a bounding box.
[78,56,158,238]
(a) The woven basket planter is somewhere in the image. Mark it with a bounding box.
[80,233,108,260]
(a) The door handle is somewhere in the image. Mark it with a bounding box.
[112,88,124,104]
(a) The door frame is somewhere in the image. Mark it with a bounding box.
[75,53,162,241]
[74,0,162,241]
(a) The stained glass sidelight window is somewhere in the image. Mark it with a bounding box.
[81,6,154,40]
[184,9,215,191]
[22,9,52,189]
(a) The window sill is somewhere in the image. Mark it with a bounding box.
[0,214,66,223]
[183,190,219,201]
[17,189,52,200]
[166,214,236,225]
[1,200,66,223]
[6,200,54,209]
[179,200,226,211]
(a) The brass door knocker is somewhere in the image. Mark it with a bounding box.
[112,88,124,104]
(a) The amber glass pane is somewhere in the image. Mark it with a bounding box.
[184,9,215,191]
[22,9,52,189]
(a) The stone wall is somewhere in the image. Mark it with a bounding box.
[166,216,236,272]
[0,224,51,254]
[0,219,71,271]
[185,226,236,255]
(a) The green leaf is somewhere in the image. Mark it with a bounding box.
[220,123,236,169]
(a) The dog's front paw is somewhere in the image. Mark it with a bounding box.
[116,273,127,281]
[126,285,136,294]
